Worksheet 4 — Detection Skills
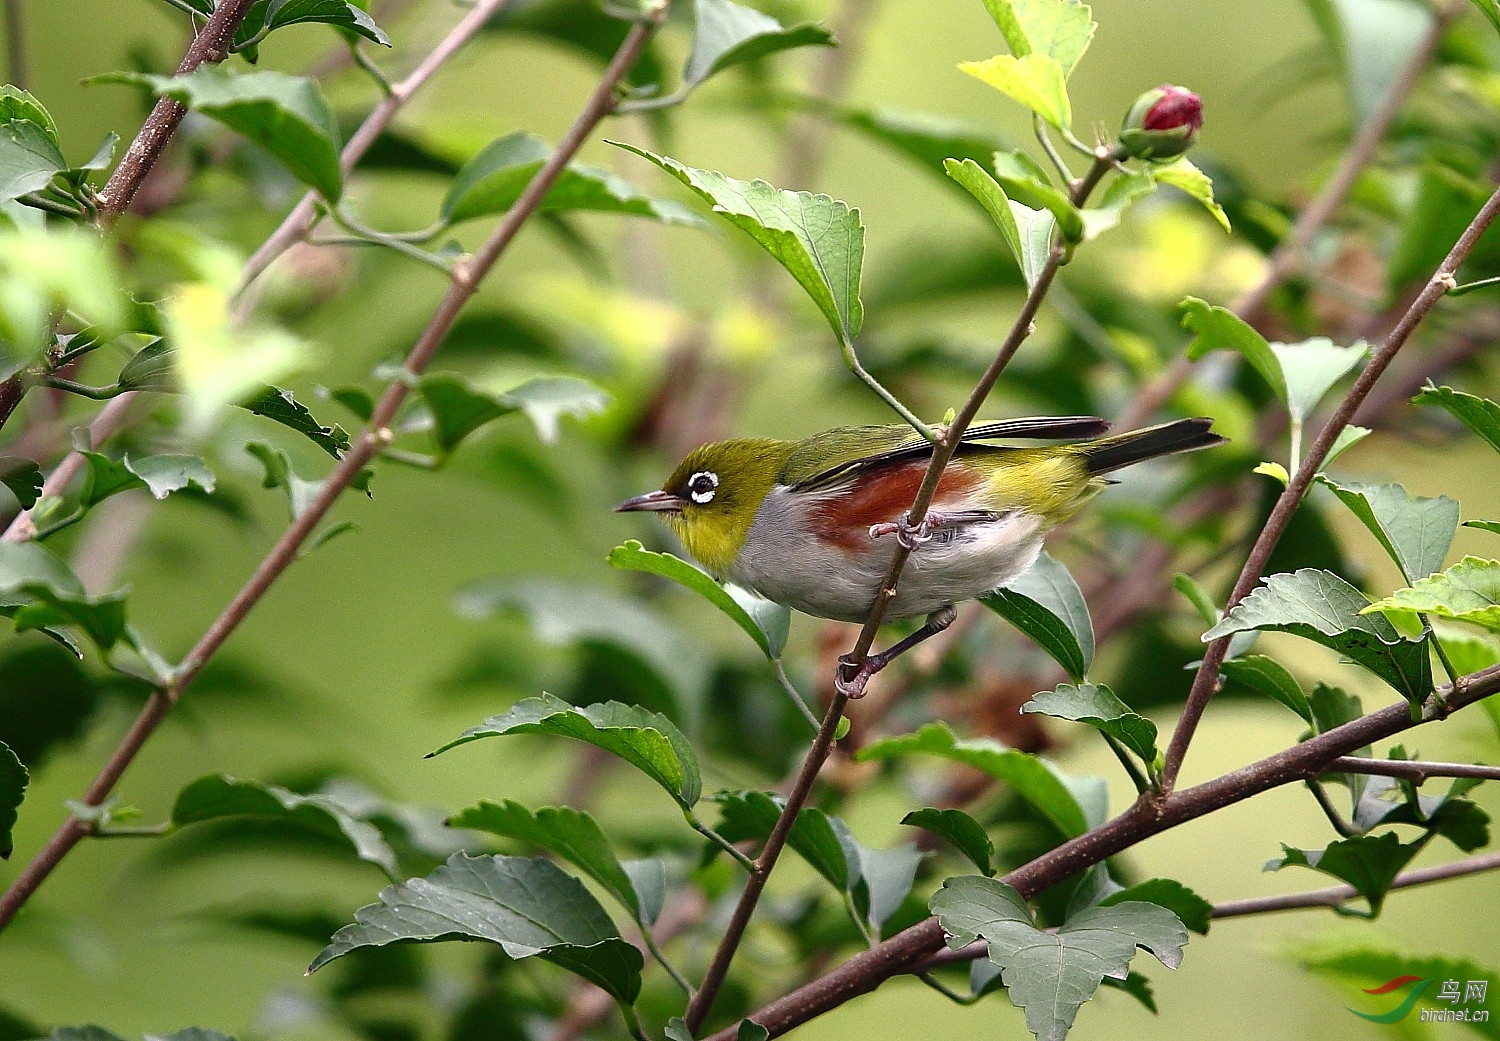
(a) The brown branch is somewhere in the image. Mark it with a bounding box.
[1210,848,1500,918]
[0,0,668,935]
[1329,756,1500,783]
[1158,180,1500,793]
[1113,2,1458,431]
[235,0,514,301]
[3,0,23,90]
[3,394,135,542]
[707,664,1500,1041]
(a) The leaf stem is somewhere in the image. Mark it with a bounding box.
[1034,115,1074,184]
[643,929,693,994]
[839,333,934,440]
[773,658,821,731]
[686,812,755,872]
[1102,733,1150,795]
[1329,756,1500,783]
[1304,779,1358,837]
[41,377,126,400]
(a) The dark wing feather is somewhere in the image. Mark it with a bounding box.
[783,416,1110,490]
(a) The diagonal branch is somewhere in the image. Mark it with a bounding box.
[0,0,669,935]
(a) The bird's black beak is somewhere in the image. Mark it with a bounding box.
[615,490,686,514]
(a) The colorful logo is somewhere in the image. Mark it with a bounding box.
[1349,976,1434,1023]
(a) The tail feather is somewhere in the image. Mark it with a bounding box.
[1081,417,1226,475]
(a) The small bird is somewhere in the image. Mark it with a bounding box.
[617,415,1224,696]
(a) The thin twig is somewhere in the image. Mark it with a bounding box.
[0,2,669,935]
[701,664,1500,1041]
[4,0,24,89]
[234,0,514,301]
[1113,2,1459,432]
[1330,756,1500,783]
[1210,848,1500,918]
[1158,181,1500,794]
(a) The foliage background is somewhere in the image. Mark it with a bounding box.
[2,1,1498,1039]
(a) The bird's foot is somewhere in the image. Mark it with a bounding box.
[869,512,939,550]
[835,654,876,699]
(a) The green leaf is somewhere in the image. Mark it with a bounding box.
[241,385,350,459]
[978,0,1096,78]
[1364,556,1500,634]
[1173,573,1219,627]
[736,1022,769,1041]
[172,773,399,878]
[608,540,787,659]
[431,694,702,809]
[0,740,26,859]
[931,876,1187,1041]
[1220,654,1313,723]
[1316,476,1458,583]
[958,53,1072,130]
[1306,0,1436,125]
[309,852,644,1004]
[0,456,42,509]
[622,858,665,926]
[1100,879,1213,935]
[665,1020,693,1041]
[0,85,58,140]
[841,106,1016,182]
[1204,569,1431,704]
[1473,0,1500,35]
[78,452,215,509]
[683,0,835,88]
[945,159,1026,281]
[1080,168,1156,239]
[980,552,1094,682]
[1413,384,1500,457]
[616,144,864,343]
[1389,163,1490,292]
[115,338,173,392]
[901,807,994,876]
[1266,832,1427,917]
[1151,158,1230,232]
[245,441,371,522]
[1352,762,1491,851]
[441,132,704,227]
[107,67,342,200]
[1021,683,1158,766]
[989,153,1084,241]
[448,799,644,923]
[1467,520,1500,537]
[0,119,65,204]
[0,541,129,651]
[1181,299,1366,422]
[242,0,391,49]
[415,372,608,454]
[857,722,1102,837]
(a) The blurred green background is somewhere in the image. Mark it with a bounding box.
[3,1,1499,1040]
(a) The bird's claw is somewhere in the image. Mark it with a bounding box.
[868,514,933,550]
[835,654,873,699]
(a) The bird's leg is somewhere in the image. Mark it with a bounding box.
[835,605,958,699]
[869,510,996,550]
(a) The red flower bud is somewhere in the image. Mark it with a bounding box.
[1120,84,1203,162]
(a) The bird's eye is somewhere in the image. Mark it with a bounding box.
[687,470,719,504]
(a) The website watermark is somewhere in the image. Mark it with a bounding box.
[1349,976,1491,1025]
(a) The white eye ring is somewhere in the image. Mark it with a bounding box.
[688,470,719,504]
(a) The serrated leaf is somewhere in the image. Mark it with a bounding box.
[608,540,787,659]
[309,852,643,1003]
[959,53,1072,130]
[1181,299,1366,423]
[713,790,855,891]
[245,441,371,522]
[115,338,173,391]
[981,551,1093,682]
[616,144,864,343]
[0,85,58,140]
[0,118,65,204]
[172,773,398,878]
[413,373,609,450]
[1021,683,1158,765]
[1203,569,1431,704]
[1101,878,1212,935]
[448,799,643,922]
[107,67,342,200]
[683,0,835,88]
[1151,158,1229,232]
[932,876,1186,1041]
[431,694,701,809]
[857,722,1102,837]
[1220,654,1313,722]
[0,740,26,858]
[979,0,1095,78]
[945,158,1027,281]
[78,452,215,508]
[901,807,994,876]
[1364,556,1500,634]
[441,132,704,227]
[241,0,390,49]
[736,1022,769,1041]
[1352,764,1490,851]
[0,541,129,651]
[1266,832,1427,917]
[241,385,350,459]
[1414,384,1500,456]
[1317,476,1458,582]
[0,456,42,509]
[988,156,1083,242]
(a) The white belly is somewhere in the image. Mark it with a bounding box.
[727,485,1047,622]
